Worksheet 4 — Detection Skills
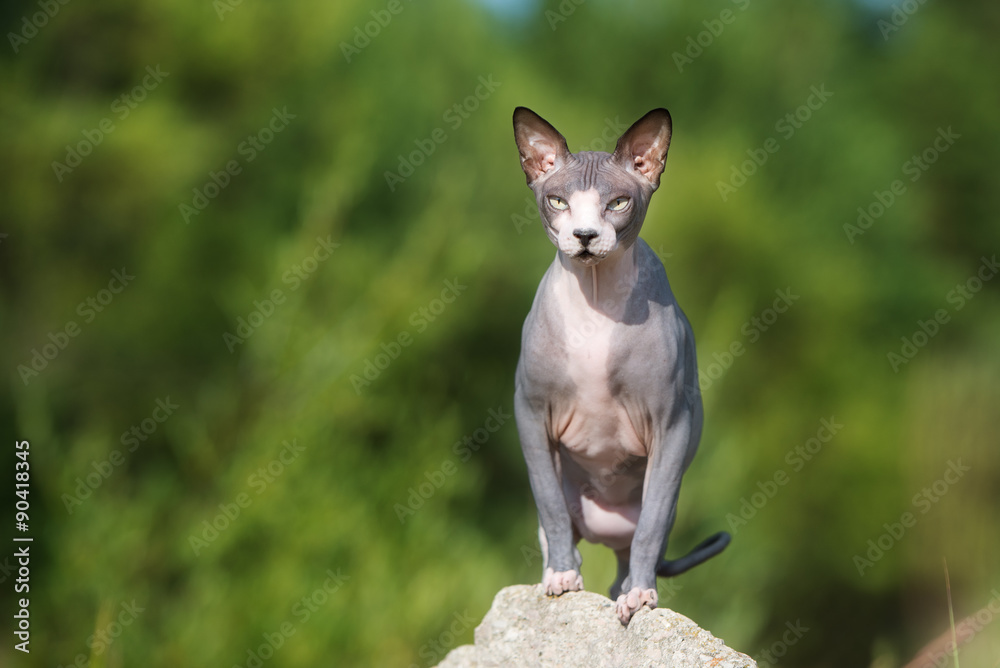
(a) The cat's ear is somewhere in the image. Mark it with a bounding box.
[613,108,672,189]
[513,107,571,186]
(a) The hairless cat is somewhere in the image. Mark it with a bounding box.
[512,107,730,625]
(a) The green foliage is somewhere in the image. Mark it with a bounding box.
[1,0,999,666]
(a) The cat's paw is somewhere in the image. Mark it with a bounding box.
[616,586,657,625]
[541,567,584,596]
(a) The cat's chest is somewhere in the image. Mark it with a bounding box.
[545,292,649,458]
[558,303,617,393]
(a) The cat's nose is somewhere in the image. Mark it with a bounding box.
[573,228,599,247]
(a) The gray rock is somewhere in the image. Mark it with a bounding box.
[435,585,756,668]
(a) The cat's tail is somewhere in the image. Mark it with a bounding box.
[656,531,731,577]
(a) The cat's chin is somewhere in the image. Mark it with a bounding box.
[570,250,606,266]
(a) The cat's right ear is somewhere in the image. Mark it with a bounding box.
[513,107,570,186]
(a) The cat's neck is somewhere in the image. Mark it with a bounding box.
[555,244,638,319]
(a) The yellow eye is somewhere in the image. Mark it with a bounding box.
[608,197,630,211]
[547,195,568,210]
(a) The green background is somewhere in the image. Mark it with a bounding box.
[2,0,999,666]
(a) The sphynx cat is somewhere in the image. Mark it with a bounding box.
[512,107,730,625]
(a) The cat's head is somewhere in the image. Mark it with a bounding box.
[513,107,672,266]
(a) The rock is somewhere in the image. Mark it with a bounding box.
[435,585,756,668]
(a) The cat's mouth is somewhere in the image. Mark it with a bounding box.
[573,249,603,265]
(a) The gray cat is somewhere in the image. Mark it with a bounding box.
[512,107,729,624]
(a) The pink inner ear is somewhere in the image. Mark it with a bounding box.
[621,135,667,181]
[524,151,556,181]
[634,154,661,179]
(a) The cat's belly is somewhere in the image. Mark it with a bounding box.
[563,470,643,550]
[556,402,648,550]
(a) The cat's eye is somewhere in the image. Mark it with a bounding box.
[547,195,568,210]
[608,197,630,211]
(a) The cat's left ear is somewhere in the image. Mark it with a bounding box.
[613,109,672,189]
